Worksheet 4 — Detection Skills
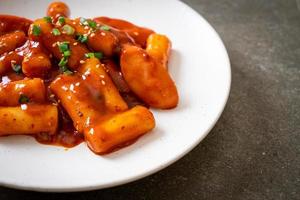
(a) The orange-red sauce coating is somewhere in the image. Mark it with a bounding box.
[0,2,177,153]
[0,15,146,148]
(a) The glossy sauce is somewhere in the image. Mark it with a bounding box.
[0,15,32,35]
[102,59,146,108]
[34,105,84,148]
[34,66,85,148]
[0,15,155,150]
[94,17,155,47]
[0,56,84,147]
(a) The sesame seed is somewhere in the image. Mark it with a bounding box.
[61,86,68,91]
[84,70,91,75]
[101,80,106,85]
[69,84,74,91]
[80,60,85,64]
[21,104,28,110]
[73,42,78,46]
[90,33,95,37]
[89,128,94,135]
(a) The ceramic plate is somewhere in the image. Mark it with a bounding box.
[0,0,231,192]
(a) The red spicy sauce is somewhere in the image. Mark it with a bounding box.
[0,15,32,35]
[0,16,150,151]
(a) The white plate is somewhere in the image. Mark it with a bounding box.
[0,0,231,192]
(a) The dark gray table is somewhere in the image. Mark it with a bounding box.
[1,0,299,199]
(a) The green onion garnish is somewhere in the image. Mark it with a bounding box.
[58,16,65,25]
[58,42,69,53]
[80,17,88,26]
[19,94,29,104]
[32,25,41,36]
[11,64,22,74]
[85,52,95,58]
[63,50,71,57]
[63,70,73,75]
[62,24,75,35]
[94,52,103,59]
[76,34,88,43]
[58,57,68,67]
[80,18,97,28]
[59,65,73,75]
[85,52,103,59]
[60,65,67,71]
[44,16,52,23]
[52,28,61,36]
[88,20,97,29]
[100,25,110,31]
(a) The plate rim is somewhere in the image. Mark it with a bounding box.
[0,0,231,192]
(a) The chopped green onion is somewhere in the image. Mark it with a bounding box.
[100,25,110,31]
[59,64,73,75]
[85,52,103,59]
[32,25,41,36]
[94,52,103,59]
[63,70,73,75]
[58,16,65,25]
[11,64,22,74]
[85,52,95,58]
[19,94,29,104]
[80,17,88,26]
[44,16,52,23]
[76,34,88,43]
[81,35,88,43]
[58,42,69,53]
[80,18,97,28]
[58,57,68,67]
[60,65,68,71]
[62,24,75,35]
[52,28,61,36]
[63,50,71,57]
[88,20,97,29]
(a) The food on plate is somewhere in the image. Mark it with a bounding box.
[0,105,58,136]
[0,1,178,154]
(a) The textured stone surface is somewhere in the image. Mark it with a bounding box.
[0,0,299,199]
